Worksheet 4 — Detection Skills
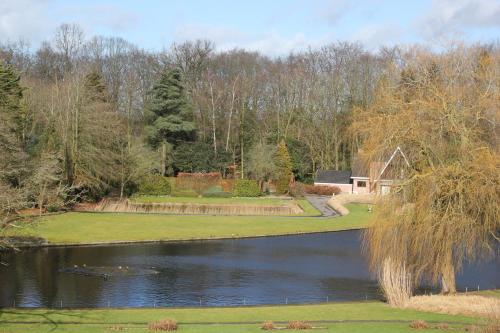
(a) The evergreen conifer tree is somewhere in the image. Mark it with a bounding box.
[145,67,195,175]
[83,70,108,103]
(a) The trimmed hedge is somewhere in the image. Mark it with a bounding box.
[137,175,171,196]
[303,183,341,196]
[232,179,261,197]
[202,186,232,198]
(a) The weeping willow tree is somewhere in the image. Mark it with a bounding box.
[352,46,499,301]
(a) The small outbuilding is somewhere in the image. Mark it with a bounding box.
[313,170,353,193]
[313,146,410,195]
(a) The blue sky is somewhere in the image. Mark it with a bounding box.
[1,0,499,55]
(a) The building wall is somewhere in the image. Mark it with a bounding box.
[314,182,353,194]
[352,179,370,194]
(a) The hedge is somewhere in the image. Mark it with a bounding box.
[202,186,232,198]
[232,179,261,197]
[137,175,171,195]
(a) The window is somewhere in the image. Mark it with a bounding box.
[357,181,366,188]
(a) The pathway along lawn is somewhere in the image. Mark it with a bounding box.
[0,302,484,333]
[6,204,370,245]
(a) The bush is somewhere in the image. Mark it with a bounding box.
[302,184,341,196]
[286,321,312,330]
[148,318,177,331]
[261,321,276,330]
[138,175,171,196]
[233,179,261,197]
[289,182,305,198]
[202,186,232,198]
[435,323,449,330]
[409,320,429,329]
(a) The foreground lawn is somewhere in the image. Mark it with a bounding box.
[0,302,484,333]
[5,204,370,245]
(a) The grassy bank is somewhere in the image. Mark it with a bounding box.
[130,196,321,216]
[4,204,370,245]
[0,302,483,333]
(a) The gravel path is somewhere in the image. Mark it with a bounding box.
[305,195,337,217]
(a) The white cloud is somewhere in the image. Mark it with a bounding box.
[351,24,402,50]
[0,0,53,43]
[318,0,351,24]
[174,24,334,56]
[418,0,500,38]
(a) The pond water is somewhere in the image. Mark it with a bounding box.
[0,230,498,308]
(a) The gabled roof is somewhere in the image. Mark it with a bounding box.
[315,170,352,184]
[375,146,410,181]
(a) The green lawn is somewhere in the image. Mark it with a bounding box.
[130,196,321,216]
[0,302,484,333]
[4,204,370,245]
[473,289,500,298]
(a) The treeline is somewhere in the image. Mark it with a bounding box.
[1,23,498,219]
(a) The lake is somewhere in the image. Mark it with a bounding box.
[1,230,498,308]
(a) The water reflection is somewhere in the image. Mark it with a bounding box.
[0,230,498,308]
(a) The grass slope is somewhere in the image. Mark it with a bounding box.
[5,204,370,245]
[130,196,321,216]
[0,302,482,333]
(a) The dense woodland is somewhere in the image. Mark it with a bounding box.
[1,23,498,215]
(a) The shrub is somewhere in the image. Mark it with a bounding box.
[220,179,235,192]
[286,321,312,330]
[409,320,429,329]
[261,321,276,330]
[202,186,232,198]
[435,323,449,330]
[148,318,177,331]
[302,184,341,196]
[233,179,261,197]
[138,175,171,196]
[289,182,305,198]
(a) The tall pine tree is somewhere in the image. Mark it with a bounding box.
[0,62,27,220]
[145,67,195,175]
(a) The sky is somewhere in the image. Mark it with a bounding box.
[1,0,499,56]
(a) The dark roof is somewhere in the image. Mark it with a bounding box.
[315,170,352,184]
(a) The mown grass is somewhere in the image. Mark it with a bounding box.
[473,289,500,299]
[4,204,369,245]
[0,302,482,333]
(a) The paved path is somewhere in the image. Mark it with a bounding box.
[305,195,337,217]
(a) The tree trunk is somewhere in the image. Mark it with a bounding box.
[440,250,457,294]
[161,142,167,176]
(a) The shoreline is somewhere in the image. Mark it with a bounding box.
[2,227,364,249]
